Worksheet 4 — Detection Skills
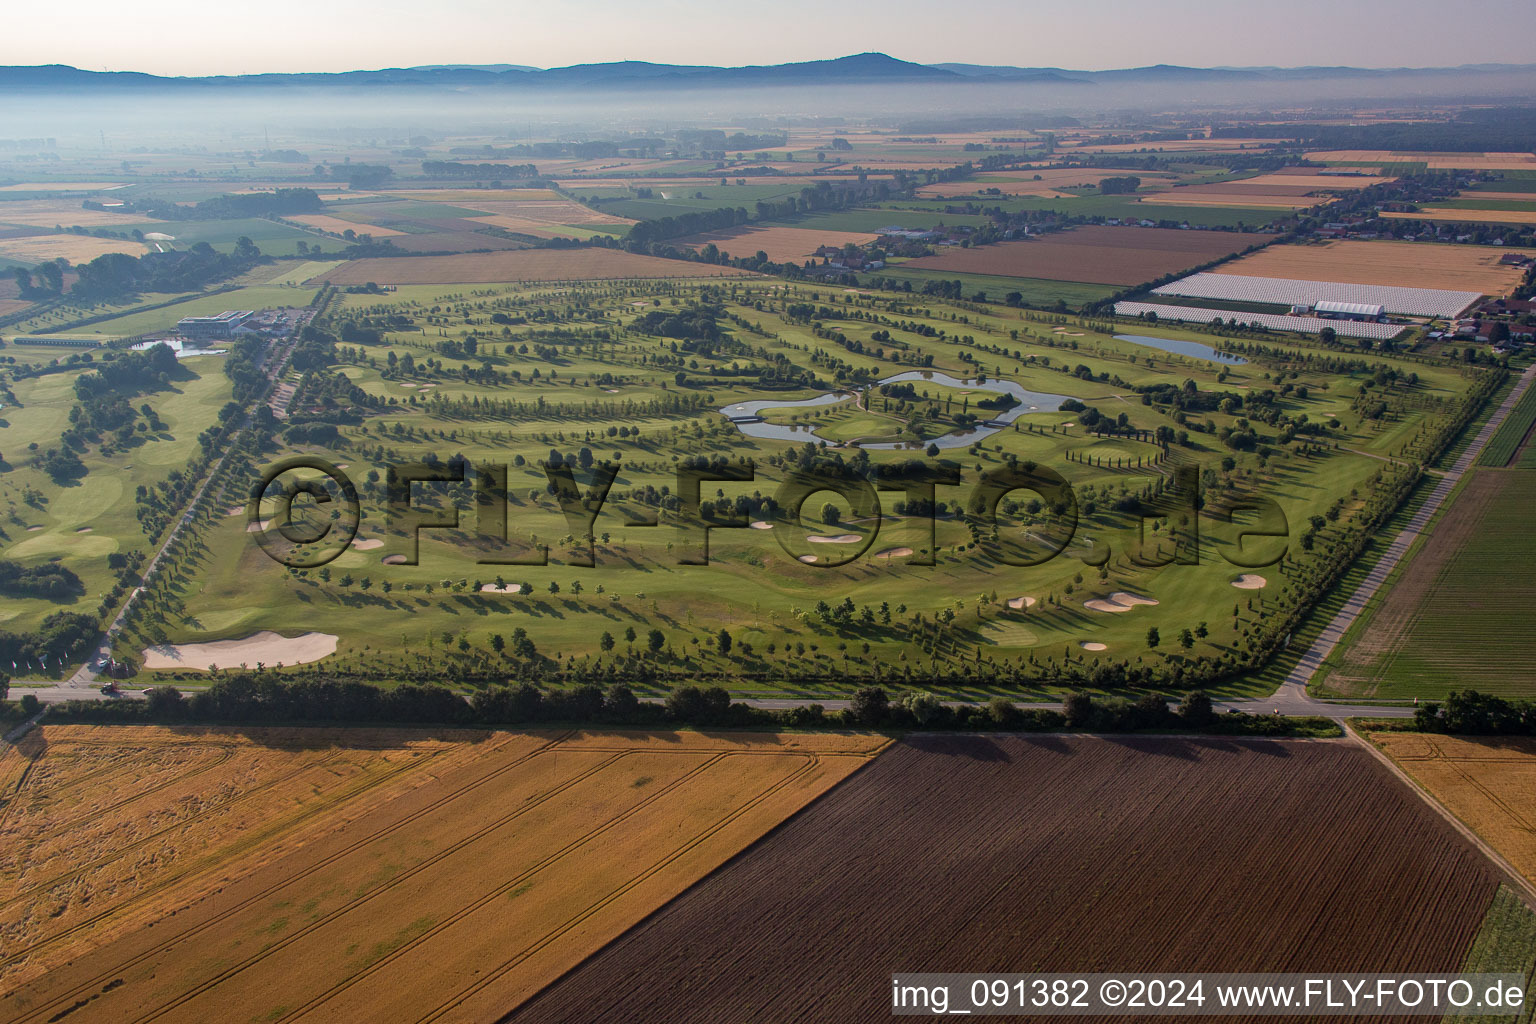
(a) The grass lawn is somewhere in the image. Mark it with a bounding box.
[0,354,235,637]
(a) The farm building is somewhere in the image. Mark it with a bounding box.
[1314,300,1386,320]
[177,310,253,339]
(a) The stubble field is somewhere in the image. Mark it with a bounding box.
[0,725,886,1024]
[1371,732,1536,891]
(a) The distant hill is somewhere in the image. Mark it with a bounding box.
[1,54,1534,93]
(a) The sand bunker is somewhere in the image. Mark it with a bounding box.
[350,538,383,550]
[226,506,244,517]
[807,534,861,544]
[381,554,407,565]
[75,526,92,533]
[142,631,338,671]
[1080,641,1108,651]
[1084,591,1160,614]
[874,547,914,558]
[25,526,42,532]
[749,521,774,530]
[1231,574,1267,590]
[244,520,272,534]
[1006,596,1037,610]
[480,584,521,593]
[798,554,818,564]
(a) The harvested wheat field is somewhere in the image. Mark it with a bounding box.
[285,214,406,237]
[513,735,1498,1024]
[1211,239,1529,293]
[319,249,759,286]
[680,225,879,262]
[0,233,149,264]
[898,225,1271,286]
[0,199,161,229]
[1383,208,1536,226]
[1371,732,1536,890]
[1308,150,1536,170]
[0,726,886,1024]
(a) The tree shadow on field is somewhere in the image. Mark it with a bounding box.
[1100,735,1297,761]
[906,734,1015,762]
[160,722,502,751]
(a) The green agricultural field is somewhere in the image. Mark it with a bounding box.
[865,266,1117,308]
[1478,383,1536,466]
[961,194,1285,229]
[74,274,1468,705]
[150,218,318,257]
[1319,466,1536,700]
[0,352,235,640]
[775,209,993,232]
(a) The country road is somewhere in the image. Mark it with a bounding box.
[1275,363,1536,704]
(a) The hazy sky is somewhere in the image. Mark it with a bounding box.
[5,0,1534,76]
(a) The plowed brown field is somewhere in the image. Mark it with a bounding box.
[319,249,758,285]
[0,726,886,1024]
[897,224,1272,285]
[512,735,1499,1024]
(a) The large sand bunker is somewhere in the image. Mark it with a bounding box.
[142,631,338,670]
[350,538,383,550]
[807,534,861,544]
[1006,596,1037,610]
[874,547,914,559]
[1231,574,1267,590]
[1080,641,1108,651]
[1084,591,1160,614]
[749,521,774,530]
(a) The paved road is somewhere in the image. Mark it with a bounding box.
[1275,364,1536,705]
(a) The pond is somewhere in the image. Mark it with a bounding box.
[1114,333,1246,366]
[719,370,1073,450]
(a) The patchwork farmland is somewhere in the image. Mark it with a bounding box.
[512,735,1501,1023]
[0,726,887,1023]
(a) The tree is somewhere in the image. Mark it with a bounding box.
[624,626,637,644]
[849,686,888,726]
[1179,628,1195,650]
[490,633,505,654]
[599,631,615,652]
[925,443,940,457]
[820,502,841,526]
[1195,621,1209,640]
[716,628,733,656]
[0,672,8,701]
[1146,627,1161,650]
[1063,692,1096,728]
[1179,690,1215,726]
[647,628,666,654]
[1318,326,1337,345]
